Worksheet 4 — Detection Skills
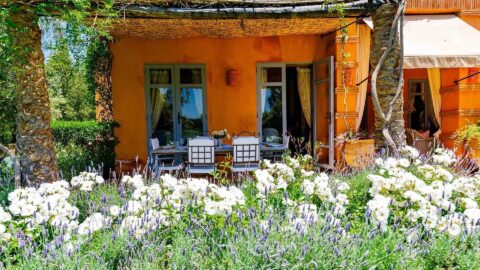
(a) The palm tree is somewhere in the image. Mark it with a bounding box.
[11,8,58,184]
[369,0,407,150]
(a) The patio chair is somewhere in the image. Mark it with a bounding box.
[150,138,160,151]
[405,128,437,155]
[153,158,183,175]
[262,128,280,142]
[187,137,216,175]
[261,135,291,161]
[150,138,183,173]
[232,136,260,172]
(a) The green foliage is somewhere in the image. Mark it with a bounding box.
[0,9,15,144]
[342,170,373,229]
[45,41,95,121]
[69,184,122,222]
[453,121,480,151]
[52,120,118,178]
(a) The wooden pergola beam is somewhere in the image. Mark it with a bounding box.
[119,1,374,19]
[3,0,377,18]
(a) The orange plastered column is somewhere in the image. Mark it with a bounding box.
[334,22,359,136]
[440,67,480,149]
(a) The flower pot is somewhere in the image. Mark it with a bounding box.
[215,138,223,146]
[339,139,375,168]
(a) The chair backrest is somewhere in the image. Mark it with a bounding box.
[188,138,215,164]
[150,138,160,150]
[405,128,435,155]
[233,136,260,163]
[263,128,280,141]
[283,135,291,148]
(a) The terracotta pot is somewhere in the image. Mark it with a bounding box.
[339,139,375,169]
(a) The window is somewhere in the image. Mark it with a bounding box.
[146,65,207,147]
[407,80,438,134]
[257,64,286,143]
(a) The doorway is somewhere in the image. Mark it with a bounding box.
[286,66,311,154]
[256,63,312,154]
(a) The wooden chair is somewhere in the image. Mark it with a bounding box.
[405,128,437,155]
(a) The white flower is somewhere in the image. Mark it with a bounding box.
[464,199,478,210]
[0,207,12,222]
[401,146,420,159]
[302,180,315,196]
[80,181,95,192]
[160,174,178,190]
[464,208,480,221]
[78,213,107,235]
[122,175,145,189]
[95,176,105,184]
[109,205,120,217]
[125,200,143,215]
[0,224,11,241]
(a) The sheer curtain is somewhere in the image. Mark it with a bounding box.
[296,67,312,127]
[260,68,268,114]
[193,88,203,116]
[356,24,371,131]
[427,68,442,137]
[150,89,164,133]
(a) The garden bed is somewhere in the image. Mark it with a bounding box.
[1,147,480,269]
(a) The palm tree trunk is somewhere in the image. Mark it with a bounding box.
[11,10,58,184]
[370,2,406,149]
[92,37,114,121]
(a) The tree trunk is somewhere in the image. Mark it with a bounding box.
[370,2,406,149]
[11,9,59,184]
[93,37,114,122]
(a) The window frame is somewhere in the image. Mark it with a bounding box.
[145,64,208,152]
[256,63,287,140]
[407,79,431,131]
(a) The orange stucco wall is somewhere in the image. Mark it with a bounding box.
[110,14,480,161]
[111,35,334,160]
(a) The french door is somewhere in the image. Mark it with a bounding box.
[145,64,207,148]
[312,56,335,169]
[256,63,287,143]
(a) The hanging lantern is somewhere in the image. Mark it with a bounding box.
[226,69,238,86]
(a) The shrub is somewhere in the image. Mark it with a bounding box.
[52,120,118,178]
[453,121,480,152]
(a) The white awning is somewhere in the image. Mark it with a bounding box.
[363,15,480,69]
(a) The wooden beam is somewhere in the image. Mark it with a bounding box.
[119,1,374,19]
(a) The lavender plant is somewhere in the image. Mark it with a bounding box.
[1,149,480,269]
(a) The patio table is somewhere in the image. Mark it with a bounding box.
[150,144,287,158]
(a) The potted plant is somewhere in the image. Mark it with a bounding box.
[211,129,230,146]
[453,121,480,162]
[335,129,374,168]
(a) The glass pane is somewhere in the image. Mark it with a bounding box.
[150,87,174,145]
[261,86,283,143]
[412,82,424,94]
[180,87,204,139]
[150,69,172,84]
[261,67,282,83]
[180,68,202,84]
